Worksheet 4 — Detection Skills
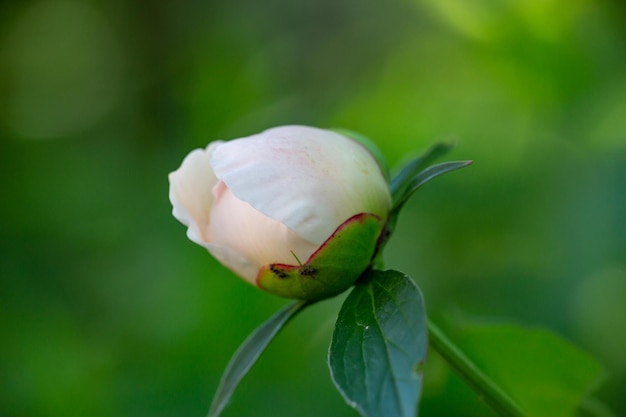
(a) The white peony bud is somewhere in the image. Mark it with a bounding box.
[168,125,391,300]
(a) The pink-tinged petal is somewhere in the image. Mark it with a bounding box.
[168,141,222,246]
[204,243,259,285]
[208,181,319,283]
[210,125,391,245]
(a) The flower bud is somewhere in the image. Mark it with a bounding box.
[168,125,391,300]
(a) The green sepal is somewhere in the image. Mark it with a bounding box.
[257,213,383,301]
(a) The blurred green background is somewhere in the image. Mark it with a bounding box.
[1,0,625,416]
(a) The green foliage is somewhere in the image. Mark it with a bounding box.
[388,158,473,240]
[329,270,427,417]
[208,300,310,417]
[390,143,456,202]
[377,143,472,256]
[446,320,604,417]
[427,320,527,417]
[1,0,625,416]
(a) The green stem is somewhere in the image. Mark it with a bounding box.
[427,319,528,417]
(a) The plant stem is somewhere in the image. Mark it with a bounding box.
[427,319,528,417]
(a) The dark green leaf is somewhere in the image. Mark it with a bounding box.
[329,270,428,417]
[390,142,455,202]
[380,160,472,252]
[382,143,472,253]
[446,319,604,417]
[392,160,473,212]
[208,300,311,417]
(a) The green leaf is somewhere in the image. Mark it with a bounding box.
[381,160,471,251]
[207,300,311,417]
[329,269,428,417]
[446,319,604,417]
[392,160,473,212]
[390,142,455,202]
[381,143,472,253]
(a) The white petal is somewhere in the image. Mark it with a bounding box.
[208,181,319,282]
[168,141,222,246]
[210,125,391,244]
